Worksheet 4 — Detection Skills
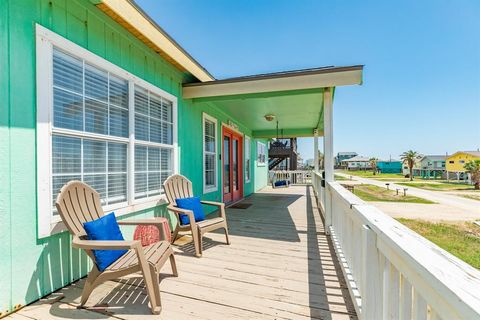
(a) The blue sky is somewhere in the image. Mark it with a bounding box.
[137,0,480,160]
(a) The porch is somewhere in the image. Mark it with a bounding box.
[7,186,356,320]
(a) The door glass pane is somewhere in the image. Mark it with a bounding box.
[224,136,230,194]
[233,139,238,191]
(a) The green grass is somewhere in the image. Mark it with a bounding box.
[460,194,480,201]
[398,219,480,269]
[338,170,405,180]
[398,181,477,191]
[352,184,435,204]
[334,174,348,181]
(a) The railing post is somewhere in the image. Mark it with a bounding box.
[361,224,382,319]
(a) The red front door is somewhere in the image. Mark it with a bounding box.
[222,127,243,204]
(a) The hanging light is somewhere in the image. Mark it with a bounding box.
[264,114,275,122]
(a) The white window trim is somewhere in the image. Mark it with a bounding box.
[36,24,178,238]
[202,113,218,193]
[244,135,251,183]
[257,141,266,166]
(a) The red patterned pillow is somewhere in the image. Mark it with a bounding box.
[133,221,171,246]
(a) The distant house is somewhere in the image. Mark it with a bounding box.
[377,159,402,173]
[446,151,480,180]
[342,156,371,170]
[402,155,423,176]
[336,152,358,168]
[413,155,446,179]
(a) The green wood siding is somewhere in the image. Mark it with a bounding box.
[0,0,268,313]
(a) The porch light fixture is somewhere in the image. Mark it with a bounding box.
[264,114,275,122]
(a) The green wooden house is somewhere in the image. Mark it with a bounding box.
[0,0,363,314]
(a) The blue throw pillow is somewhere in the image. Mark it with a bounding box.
[175,196,206,225]
[83,212,128,272]
[274,180,289,187]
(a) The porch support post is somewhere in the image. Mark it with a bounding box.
[314,132,319,173]
[323,87,334,232]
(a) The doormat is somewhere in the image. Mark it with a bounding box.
[229,203,252,209]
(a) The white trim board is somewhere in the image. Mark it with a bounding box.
[202,112,218,194]
[183,67,363,99]
[244,135,251,183]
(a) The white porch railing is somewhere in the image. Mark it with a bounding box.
[269,170,312,185]
[311,174,480,319]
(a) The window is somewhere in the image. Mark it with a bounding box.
[36,25,177,237]
[50,49,130,210]
[449,160,455,164]
[257,142,266,166]
[133,87,174,199]
[459,160,465,164]
[245,136,251,182]
[203,113,217,193]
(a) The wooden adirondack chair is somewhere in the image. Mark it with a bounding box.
[163,174,230,257]
[55,181,177,315]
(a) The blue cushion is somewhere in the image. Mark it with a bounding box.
[83,212,128,272]
[175,196,206,225]
[274,180,289,187]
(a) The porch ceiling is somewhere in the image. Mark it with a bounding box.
[183,66,363,138]
[208,89,325,138]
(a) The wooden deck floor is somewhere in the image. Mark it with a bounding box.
[9,186,357,320]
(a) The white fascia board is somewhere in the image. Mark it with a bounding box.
[183,68,363,99]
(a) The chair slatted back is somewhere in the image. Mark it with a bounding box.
[55,180,104,238]
[163,174,193,206]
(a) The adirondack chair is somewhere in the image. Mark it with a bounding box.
[163,174,230,257]
[55,181,177,315]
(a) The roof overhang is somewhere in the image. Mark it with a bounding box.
[90,0,214,82]
[183,66,363,99]
[184,66,363,139]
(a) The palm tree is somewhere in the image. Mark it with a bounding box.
[400,150,419,181]
[464,160,480,190]
[369,157,378,175]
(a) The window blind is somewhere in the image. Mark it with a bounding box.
[203,116,217,191]
[50,47,175,213]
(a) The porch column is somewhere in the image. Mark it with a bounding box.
[323,87,334,232]
[314,132,319,173]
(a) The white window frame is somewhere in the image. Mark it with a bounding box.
[36,24,178,238]
[202,113,218,193]
[244,135,251,182]
[257,141,266,166]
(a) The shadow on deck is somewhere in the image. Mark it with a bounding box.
[10,186,357,320]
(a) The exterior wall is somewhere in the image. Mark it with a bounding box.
[377,161,402,173]
[420,158,446,170]
[446,153,480,172]
[0,0,268,313]
[180,100,265,202]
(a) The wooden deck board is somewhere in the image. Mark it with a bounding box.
[8,186,357,320]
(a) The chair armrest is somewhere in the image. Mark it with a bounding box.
[167,205,193,214]
[117,217,167,226]
[118,218,170,241]
[166,205,197,228]
[72,237,141,250]
[200,200,225,208]
[200,201,227,219]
